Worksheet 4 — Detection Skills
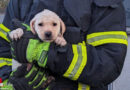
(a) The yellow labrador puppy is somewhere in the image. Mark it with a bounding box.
[9,9,67,46]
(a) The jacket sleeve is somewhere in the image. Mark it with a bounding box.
[2,0,33,30]
[0,0,33,66]
[2,0,20,30]
[47,1,127,87]
[0,0,16,67]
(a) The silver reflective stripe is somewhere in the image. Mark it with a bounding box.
[0,60,11,64]
[68,45,83,78]
[0,29,8,36]
[78,83,90,90]
[87,35,127,44]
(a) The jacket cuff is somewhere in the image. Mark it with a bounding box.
[64,27,82,44]
[47,43,73,74]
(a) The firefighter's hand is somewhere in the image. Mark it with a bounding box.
[9,64,55,90]
[26,40,50,68]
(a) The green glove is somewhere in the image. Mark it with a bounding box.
[9,64,55,90]
[10,37,50,67]
[26,39,50,67]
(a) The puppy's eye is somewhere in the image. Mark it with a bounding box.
[53,23,57,26]
[38,23,43,26]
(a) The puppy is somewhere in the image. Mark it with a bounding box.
[10,9,67,87]
[9,9,67,46]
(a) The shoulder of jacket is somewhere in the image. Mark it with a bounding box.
[93,0,123,7]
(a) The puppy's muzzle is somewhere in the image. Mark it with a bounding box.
[45,31,52,39]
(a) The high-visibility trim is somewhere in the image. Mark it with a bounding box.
[0,58,12,61]
[25,65,37,78]
[87,31,128,46]
[63,42,87,80]
[63,45,78,78]
[72,44,87,80]
[0,24,10,42]
[88,39,127,46]
[0,30,10,42]
[0,24,10,32]
[0,58,12,67]
[33,73,47,89]
[70,45,82,80]
[78,83,90,90]
[22,23,31,31]
[87,31,127,39]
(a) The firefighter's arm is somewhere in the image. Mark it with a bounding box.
[0,0,20,68]
[0,0,18,81]
[46,1,127,87]
[2,0,21,30]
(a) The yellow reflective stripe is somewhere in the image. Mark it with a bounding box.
[63,45,78,78]
[78,83,90,90]
[0,24,10,32]
[89,38,128,46]
[87,31,128,46]
[72,43,87,80]
[0,58,12,67]
[0,31,10,42]
[0,58,12,61]
[63,42,87,81]
[0,62,12,67]
[87,31,127,39]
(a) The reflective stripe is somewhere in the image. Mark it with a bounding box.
[63,45,78,78]
[0,58,12,61]
[63,42,87,80]
[87,31,128,46]
[22,23,31,31]
[78,83,90,90]
[0,58,12,67]
[0,24,10,32]
[70,45,82,80]
[72,43,87,80]
[0,30,10,42]
[0,24,10,42]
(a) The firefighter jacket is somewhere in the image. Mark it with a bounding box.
[0,0,128,90]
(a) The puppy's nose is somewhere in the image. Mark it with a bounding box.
[45,31,52,38]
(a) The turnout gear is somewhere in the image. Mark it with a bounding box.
[0,24,12,81]
[1,0,127,90]
[0,66,12,81]
[9,64,55,90]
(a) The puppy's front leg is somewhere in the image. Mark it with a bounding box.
[9,28,24,41]
[55,36,67,46]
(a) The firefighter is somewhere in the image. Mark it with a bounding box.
[0,0,127,90]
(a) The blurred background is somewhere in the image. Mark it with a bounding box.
[0,0,130,90]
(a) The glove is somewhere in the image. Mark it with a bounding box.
[9,64,55,90]
[10,35,50,68]
[26,39,50,68]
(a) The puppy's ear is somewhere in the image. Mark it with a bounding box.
[30,18,36,34]
[60,18,66,36]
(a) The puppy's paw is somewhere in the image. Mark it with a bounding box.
[55,37,67,46]
[9,28,24,41]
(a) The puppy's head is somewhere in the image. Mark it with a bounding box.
[30,9,66,42]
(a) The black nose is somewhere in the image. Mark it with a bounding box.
[45,32,52,38]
